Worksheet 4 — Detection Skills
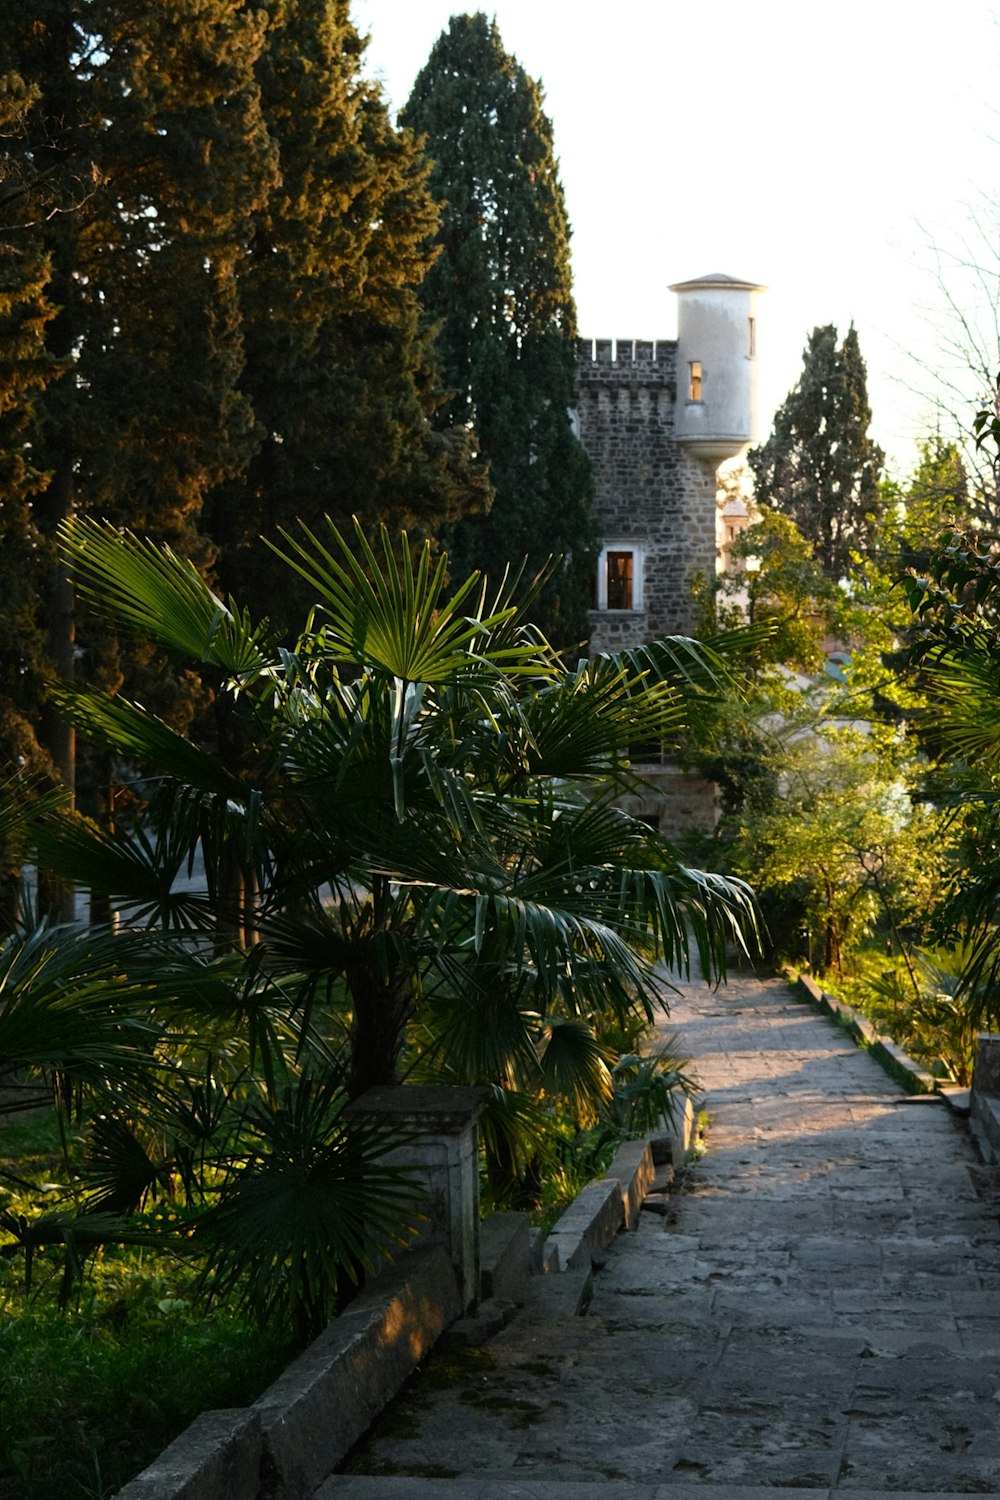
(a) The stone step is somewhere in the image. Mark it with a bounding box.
[320,1480,977,1499]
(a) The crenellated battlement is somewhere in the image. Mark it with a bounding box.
[576,337,676,380]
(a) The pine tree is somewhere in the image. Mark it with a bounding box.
[402,13,596,647]
[748,324,885,578]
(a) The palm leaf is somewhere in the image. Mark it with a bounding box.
[59,516,273,678]
[49,685,248,796]
[538,1016,613,1124]
[269,518,536,682]
[196,1076,423,1337]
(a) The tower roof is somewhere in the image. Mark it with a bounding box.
[669,272,766,293]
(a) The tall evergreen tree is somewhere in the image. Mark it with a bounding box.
[1,1,482,831]
[402,13,596,647]
[206,0,487,632]
[1,1,276,921]
[749,324,885,578]
[0,83,57,784]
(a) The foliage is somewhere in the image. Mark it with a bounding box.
[734,717,950,971]
[0,0,479,857]
[0,1112,292,1500]
[749,324,885,578]
[402,12,597,647]
[24,518,758,1231]
[896,436,973,556]
[898,524,1000,1016]
[702,506,839,673]
[681,642,952,976]
[830,946,976,1085]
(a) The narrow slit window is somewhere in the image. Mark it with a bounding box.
[748,317,756,357]
[606,550,634,610]
[689,361,702,401]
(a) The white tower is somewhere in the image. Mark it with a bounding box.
[670,272,765,467]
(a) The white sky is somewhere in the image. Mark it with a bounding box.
[354,0,1000,477]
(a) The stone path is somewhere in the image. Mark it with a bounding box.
[323,975,1000,1498]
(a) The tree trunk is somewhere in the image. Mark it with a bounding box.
[346,964,408,1098]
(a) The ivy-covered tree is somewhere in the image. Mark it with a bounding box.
[749,324,885,579]
[402,13,597,647]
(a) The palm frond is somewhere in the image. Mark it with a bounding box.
[196,1076,423,1337]
[538,1017,613,1124]
[269,518,518,682]
[48,686,247,796]
[60,516,274,678]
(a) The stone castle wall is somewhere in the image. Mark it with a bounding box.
[575,337,721,836]
[576,337,718,650]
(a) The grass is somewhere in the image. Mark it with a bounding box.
[0,1111,293,1500]
[815,946,973,1085]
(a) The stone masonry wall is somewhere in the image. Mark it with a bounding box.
[577,337,717,649]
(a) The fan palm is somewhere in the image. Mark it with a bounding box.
[6,512,763,1294]
[45,517,757,1101]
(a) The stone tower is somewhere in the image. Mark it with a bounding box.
[578,272,764,654]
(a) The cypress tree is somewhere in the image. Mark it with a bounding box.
[402,13,596,648]
[205,0,487,632]
[0,69,59,788]
[749,324,885,578]
[80,0,274,555]
[0,3,95,881]
[1,1,275,919]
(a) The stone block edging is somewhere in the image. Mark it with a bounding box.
[112,1116,671,1498]
[543,1136,659,1271]
[970,1033,1000,1162]
[113,1245,460,1500]
[788,970,937,1094]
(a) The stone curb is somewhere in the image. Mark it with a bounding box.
[544,1177,624,1270]
[113,1245,460,1500]
[479,1211,531,1303]
[542,1134,662,1272]
[111,1118,678,1498]
[113,1409,263,1500]
[605,1138,655,1228]
[788,971,938,1095]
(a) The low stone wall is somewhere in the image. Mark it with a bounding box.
[789,971,937,1094]
[111,1110,682,1499]
[970,1033,1000,1163]
[115,1246,460,1500]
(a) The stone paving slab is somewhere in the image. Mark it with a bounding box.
[321,1482,986,1498]
[338,975,1000,1494]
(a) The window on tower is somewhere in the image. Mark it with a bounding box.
[748,317,757,357]
[596,545,643,610]
[688,361,702,401]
